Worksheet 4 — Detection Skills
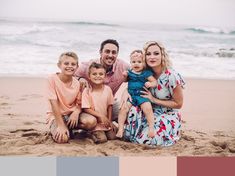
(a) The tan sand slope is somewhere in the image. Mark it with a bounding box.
[0,77,235,156]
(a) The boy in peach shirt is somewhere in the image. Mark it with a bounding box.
[46,52,97,143]
[82,62,116,143]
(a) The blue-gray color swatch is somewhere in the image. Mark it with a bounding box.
[57,157,119,176]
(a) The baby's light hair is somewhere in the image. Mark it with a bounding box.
[130,49,146,68]
[58,52,79,64]
[130,49,143,57]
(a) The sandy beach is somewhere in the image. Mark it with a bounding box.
[0,77,235,156]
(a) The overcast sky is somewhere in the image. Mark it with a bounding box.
[1,0,235,27]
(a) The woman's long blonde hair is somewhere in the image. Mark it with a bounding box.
[143,41,172,70]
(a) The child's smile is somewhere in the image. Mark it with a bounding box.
[58,56,78,76]
[89,68,106,85]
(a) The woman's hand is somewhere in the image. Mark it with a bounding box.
[140,87,154,102]
[144,81,152,88]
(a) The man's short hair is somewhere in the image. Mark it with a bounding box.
[100,39,119,53]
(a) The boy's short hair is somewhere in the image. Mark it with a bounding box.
[59,52,79,63]
[88,62,106,74]
[100,39,119,53]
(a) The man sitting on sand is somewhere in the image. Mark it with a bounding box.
[75,39,129,143]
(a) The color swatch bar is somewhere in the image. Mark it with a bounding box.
[0,157,234,176]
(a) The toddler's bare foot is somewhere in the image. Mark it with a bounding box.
[116,128,124,138]
[148,128,155,138]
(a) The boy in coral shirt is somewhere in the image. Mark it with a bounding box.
[47,52,96,143]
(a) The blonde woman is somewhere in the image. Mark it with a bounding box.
[123,41,185,146]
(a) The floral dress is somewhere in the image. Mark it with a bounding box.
[123,68,186,146]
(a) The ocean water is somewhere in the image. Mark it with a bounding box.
[0,18,235,79]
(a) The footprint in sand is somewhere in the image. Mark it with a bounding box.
[181,134,195,142]
[97,149,109,156]
[8,129,51,146]
[10,128,36,133]
[10,128,44,139]
[34,120,45,124]
[23,122,34,125]
[228,147,235,153]
[21,131,52,144]
[4,113,16,118]
[227,140,235,153]
[0,96,11,107]
[213,131,227,137]
[18,98,27,101]
[119,143,135,150]
[21,132,41,137]
[34,133,53,144]
[19,94,42,101]
[141,145,159,150]
[210,141,228,150]
[195,131,207,135]
[0,95,9,100]
[194,146,204,150]
[118,142,144,153]
[22,94,43,99]
[195,131,207,137]
[10,128,41,138]
[0,102,9,106]
[181,120,186,124]
[0,102,11,110]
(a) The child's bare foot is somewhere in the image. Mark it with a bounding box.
[148,128,155,138]
[116,128,124,138]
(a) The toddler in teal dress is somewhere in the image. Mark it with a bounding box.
[116,50,157,138]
